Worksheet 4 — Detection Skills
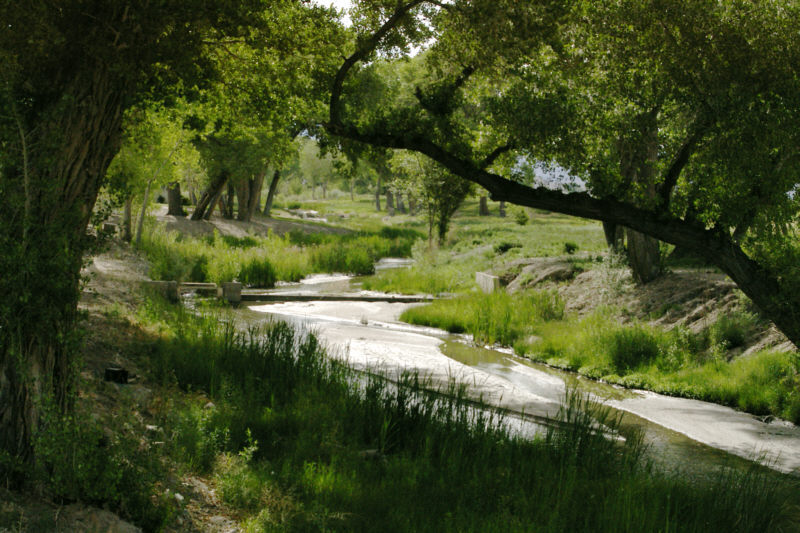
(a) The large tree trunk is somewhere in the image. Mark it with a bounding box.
[167,181,185,216]
[397,194,406,214]
[263,169,281,218]
[626,229,662,284]
[1,65,126,463]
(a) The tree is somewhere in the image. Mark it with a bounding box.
[0,0,331,467]
[390,150,470,244]
[324,0,800,347]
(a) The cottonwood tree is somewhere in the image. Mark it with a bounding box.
[324,0,800,347]
[0,0,333,468]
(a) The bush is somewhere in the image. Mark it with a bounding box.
[606,326,662,372]
[494,241,521,254]
[707,311,759,349]
[512,206,529,225]
[563,241,578,254]
[239,258,277,288]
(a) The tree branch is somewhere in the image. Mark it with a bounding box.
[480,143,514,169]
[657,120,708,208]
[329,0,427,127]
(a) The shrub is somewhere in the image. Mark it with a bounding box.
[512,206,529,226]
[563,241,578,254]
[708,311,759,349]
[494,241,521,254]
[239,258,277,288]
[606,325,662,372]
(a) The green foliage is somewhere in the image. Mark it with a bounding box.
[31,402,175,529]
[402,290,565,346]
[138,222,420,284]
[706,311,760,350]
[239,258,277,288]
[563,241,578,254]
[511,206,529,226]
[606,326,662,372]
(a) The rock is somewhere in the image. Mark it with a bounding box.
[476,272,500,293]
[506,260,576,293]
[121,384,152,409]
[62,505,141,533]
[220,282,242,304]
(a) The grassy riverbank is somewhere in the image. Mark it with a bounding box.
[128,296,800,530]
[401,291,800,424]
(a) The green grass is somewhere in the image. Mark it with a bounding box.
[137,223,422,284]
[363,202,606,295]
[133,295,797,532]
[402,290,564,345]
[402,291,800,423]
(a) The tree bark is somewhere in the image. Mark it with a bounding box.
[386,190,395,216]
[192,172,228,220]
[602,221,624,250]
[479,196,489,216]
[397,194,406,214]
[122,197,133,242]
[167,181,185,216]
[234,178,250,221]
[246,171,265,220]
[1,64,126,462]
[498,200,506,217]
[626,229,662,284]
[263,169,281,217]
[134,180,153,247]
[375,174,382,211]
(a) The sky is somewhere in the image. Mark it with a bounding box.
[312,0,354,24]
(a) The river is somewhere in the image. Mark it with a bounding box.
[237,269,800,478]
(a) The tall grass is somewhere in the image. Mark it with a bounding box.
[401,290,564,345]
[137,223,421,285]
[137,295,797,532]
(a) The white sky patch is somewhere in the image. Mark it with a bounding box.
[312,0,353,25]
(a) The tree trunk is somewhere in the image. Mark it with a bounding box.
[626,228,662,284]
[602,221,625,250]
[122,197,132,242]
[498,200,506,217]
[375,174,382,211]
[134,180,153,246]
[234,178,250,221]
[191,171,228,221]
[246,171,265,221]
[222,182,235,219]
[167,181,185,216]
[1,66,126,463]
[350,178,355,201]
[263,169,281,217]
[479,196,489,216]
[397,195,406,214]
[386,190,395,216]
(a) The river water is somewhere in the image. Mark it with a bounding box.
[240,270,800,478]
